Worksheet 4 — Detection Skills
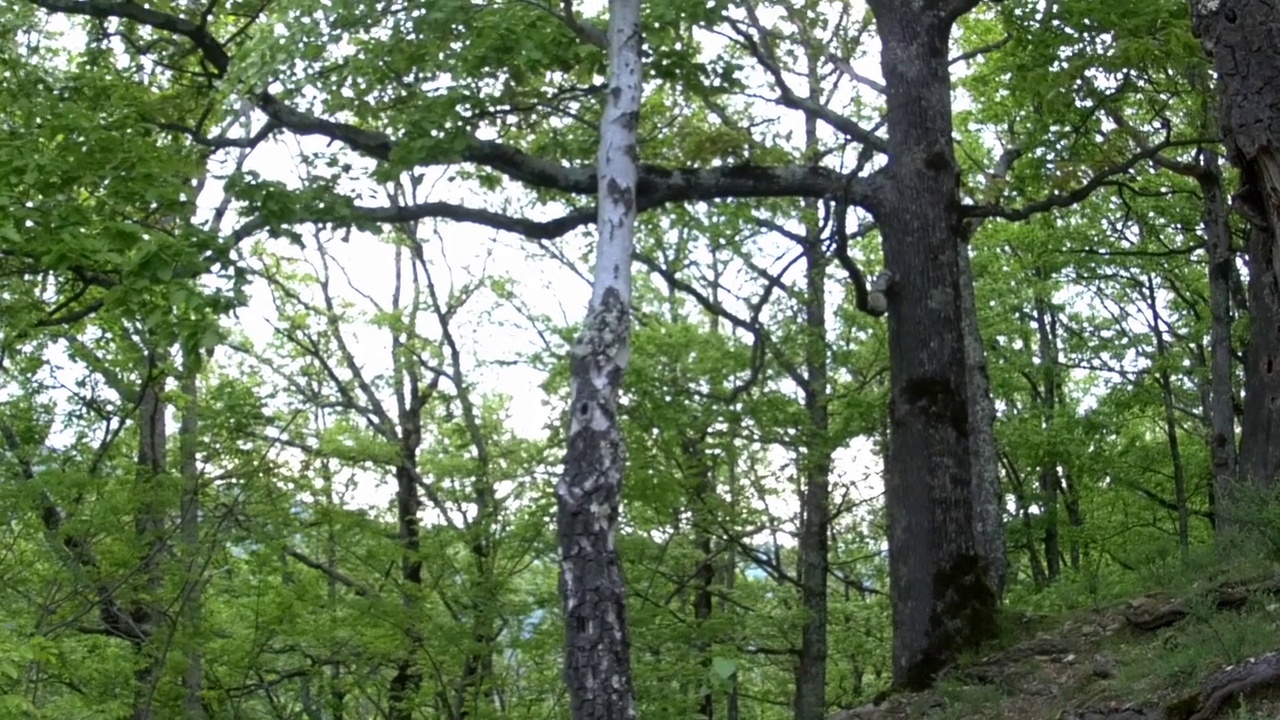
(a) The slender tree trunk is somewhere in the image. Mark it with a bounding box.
[1032,287,1062,582]
[434,259,500,720]
[557,0,642,717]
[1197,150,1240,535]
[388,459,424,720]
[178,348,206,720]
[132,350,168,720]
[388,246,430,720]
[722,436,742,720]
[957,243,1006,599]
[1006,457,1048,589]
[867,0,999,688]
[1061,469,1083,571]
[794,207,830,720]
[1192,0,1280,494]
[1146,277,1191,559]
[685,436,715,720]
[792,55,830,720]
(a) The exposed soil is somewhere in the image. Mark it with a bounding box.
[828,576,1280,720]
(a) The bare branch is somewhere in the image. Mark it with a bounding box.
[727,6,887,153]
[949,33,1011,67]
[283,547,373,597]
[559,0,607,49]
[233,164,872,242]
[965,137,1213,222]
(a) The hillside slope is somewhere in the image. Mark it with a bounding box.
[833,574,1280,720]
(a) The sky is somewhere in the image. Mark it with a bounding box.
[196,2,891,521]
[28,1,893,537]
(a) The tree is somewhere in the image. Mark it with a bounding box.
[20,0,1180,692]
[1191,0,1280,502]
[555,0,644,717]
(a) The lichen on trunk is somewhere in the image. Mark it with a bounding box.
[555,0,643,717]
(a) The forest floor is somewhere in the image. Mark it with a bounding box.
[833,567,1280,720]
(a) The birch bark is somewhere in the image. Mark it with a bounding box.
[556,0,643,717]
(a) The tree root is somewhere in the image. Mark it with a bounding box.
[1165,651,1280,720]
[1123,576,1280,631]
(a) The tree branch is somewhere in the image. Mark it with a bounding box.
[965,138,1212,222]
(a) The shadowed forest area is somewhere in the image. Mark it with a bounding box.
[4,0,1280,718]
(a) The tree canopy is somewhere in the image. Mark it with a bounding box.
[1,0,1278,718]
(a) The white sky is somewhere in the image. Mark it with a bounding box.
[19,1,983,540]
[182,1,894,524]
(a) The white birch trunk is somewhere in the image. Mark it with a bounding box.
[555,0,643,718]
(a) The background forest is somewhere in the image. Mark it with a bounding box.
[3,0,1280,718]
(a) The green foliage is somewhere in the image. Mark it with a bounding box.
[0,0,1273,716]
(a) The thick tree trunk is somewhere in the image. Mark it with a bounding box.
[1237,222,1280,491]
[1192,0,1280,493]
[868,0,1000,689]
[556,0,642,717]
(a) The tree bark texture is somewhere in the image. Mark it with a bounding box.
[1032,287,1062,582]
[795,215,831,720]
[1196,151,1239,534]
[178,349,206,720]
[556,0,642,718]
[867,0,1000,690]
[957,244,1007,600]
[1192,0,1280,492]
[131,353,168,720]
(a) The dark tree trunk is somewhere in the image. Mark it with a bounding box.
[1197,150,1240,534]
[692,466,715,720]
[1146,276,1191,559]
[1192,0,1280,493]
[132,352,168,720]
[178,348,206,720]
[1039,465,1062,581]
[388,245,429,720]
[867,0,1000,689]
[1061,469,1084,571]
[1237,222,1280,492]
[1003,451,1048,588]
[388,457,425,720]
[1032,287,1062,582]
[957,242,1007,599]
[794,204,830,720]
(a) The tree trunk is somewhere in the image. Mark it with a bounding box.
[794,206,830,720]
[1061,469,1084,571]
[178,348,206,720]
[388,245,427,720]
[556,0,642,717]
[1145,277,1191,560]
[957,242,1007,599]
[132,350,168,720]
[1237,222,1280,492]
[1033,287,1062,582]
[867,0,1000,689]
[1003,452,1048,589]
[1191,0,1280,494]
[1195,150,1240,537]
